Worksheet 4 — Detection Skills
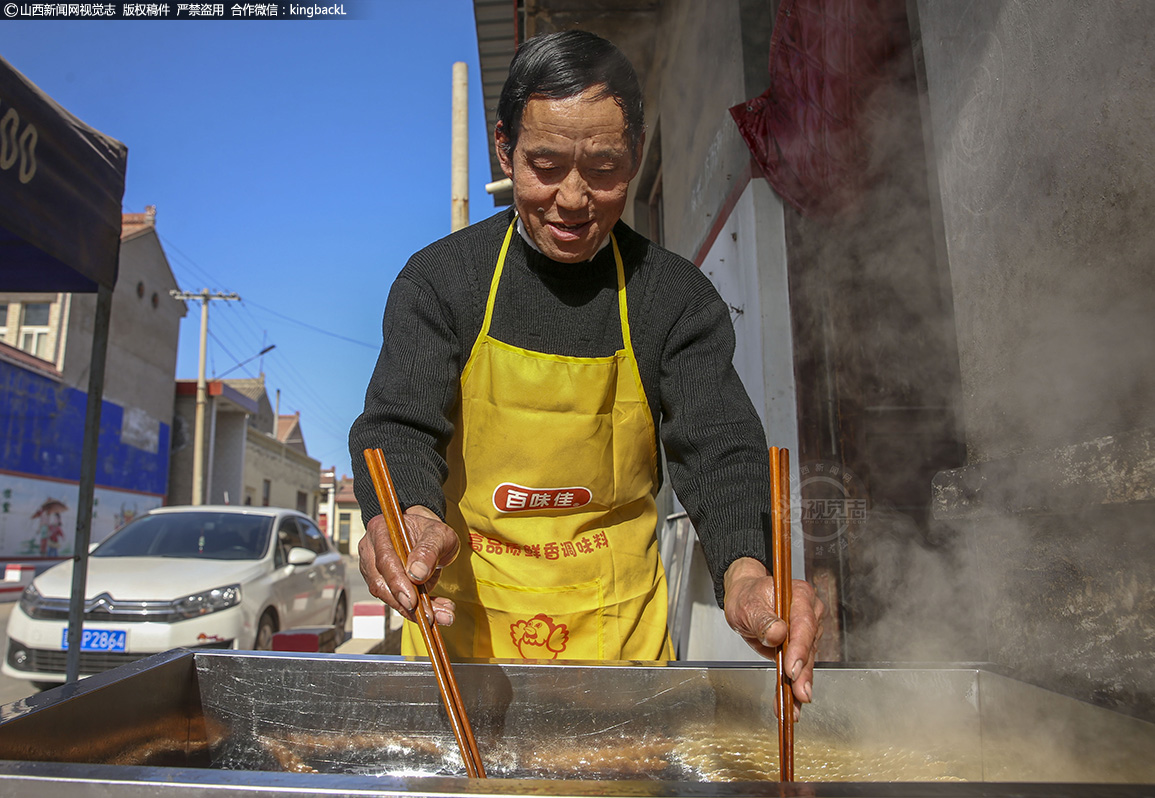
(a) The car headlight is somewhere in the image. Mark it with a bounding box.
[19,583,49,618]
[172,584,242,620]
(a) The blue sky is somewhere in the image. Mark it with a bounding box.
[1,3,504,480]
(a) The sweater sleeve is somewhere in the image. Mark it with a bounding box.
[348,267,462,523]
[657,277,772,607]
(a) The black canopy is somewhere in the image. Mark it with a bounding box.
[0,55,127,292]
[1,55,127,684]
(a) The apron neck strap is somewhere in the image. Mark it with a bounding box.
[479,219,519,338]
[480,218,631,349]
[610,232,634,356]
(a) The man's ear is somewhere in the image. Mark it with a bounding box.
[495,122,515,179]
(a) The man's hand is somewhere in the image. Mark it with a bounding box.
[358,506,460,626]
[723,557,825,720]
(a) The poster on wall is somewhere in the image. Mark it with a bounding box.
[0,473,163,560]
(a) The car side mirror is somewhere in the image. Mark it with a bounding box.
[287,547,317,566]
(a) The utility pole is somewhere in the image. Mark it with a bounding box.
[451,61,469,232]
[171,289,240,504]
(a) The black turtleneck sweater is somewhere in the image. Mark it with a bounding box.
[349,209,771,606]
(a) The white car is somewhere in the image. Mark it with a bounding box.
[3,505,348,687]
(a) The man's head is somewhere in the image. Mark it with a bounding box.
[496,30,645,163]
[495,31,645,263]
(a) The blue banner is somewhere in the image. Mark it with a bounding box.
[0,358,169,496]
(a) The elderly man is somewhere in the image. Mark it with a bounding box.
[350,30,822,715]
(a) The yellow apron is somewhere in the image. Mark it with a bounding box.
[402,220,671,661]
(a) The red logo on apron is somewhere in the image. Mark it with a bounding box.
[510,613,569,658]
[493,483,592,513]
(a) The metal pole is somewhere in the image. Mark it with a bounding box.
[170,290,240,506]
[451,61,469,232]
[65,283,113,684]
[193,289,209,505]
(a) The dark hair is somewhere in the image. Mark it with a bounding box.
[497,30,644,160]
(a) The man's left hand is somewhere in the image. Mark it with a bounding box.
[723,557,825,720]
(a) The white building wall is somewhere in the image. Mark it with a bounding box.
[243,429,320,511]
[629,0,802,662]
[209,410,247,505]
[682,180,802,663]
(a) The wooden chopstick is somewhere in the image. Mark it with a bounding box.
[363,448,487,779]
[770,446,795,781]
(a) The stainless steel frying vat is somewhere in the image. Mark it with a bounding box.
[0,648,1152,796]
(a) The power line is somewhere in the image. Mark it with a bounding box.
[155,230,376,352]
[207,329,250,378]
[243,299,378,349]
[158,233,229,292]
[200,332,350,448]
[203,303,351,437]
[264,349,353,442]
[226,300,271,346]
[212,306,266,363]
[155,230,367,466]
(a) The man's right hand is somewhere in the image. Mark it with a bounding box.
[358,506,459,626]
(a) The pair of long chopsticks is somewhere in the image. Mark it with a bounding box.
[363,448,487,779]
[769,446,794,781]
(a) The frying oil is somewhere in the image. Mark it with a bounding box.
[254,728,969,781]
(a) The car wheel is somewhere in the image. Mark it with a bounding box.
[254,610,278,650]
[333,592,348,641]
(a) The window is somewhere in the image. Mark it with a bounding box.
[274,517,304,567]
[336,512,351,555]
[261,479,271,507]
[0,302,8,339]
[19,302,51,360]
[296,491,308,513]
[96,512,273,561]
[633,124,664,247]
[300,518,329,554]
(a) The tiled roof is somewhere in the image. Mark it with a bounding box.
[227,376,266,402]
[276,412,299,443]
[0,340,61,379]
[121,205,156,240]
[277,412,308,454]
[335,478,358,504]
[174,379,260,414]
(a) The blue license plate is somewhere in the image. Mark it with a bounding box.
[62,628,127,652]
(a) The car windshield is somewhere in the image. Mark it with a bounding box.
[93,512,273,560]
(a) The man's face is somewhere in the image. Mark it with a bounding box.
[497,86,640,264]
